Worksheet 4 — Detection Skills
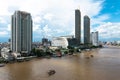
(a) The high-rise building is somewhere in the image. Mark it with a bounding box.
[75,9,81,45]
[84,15,90,44]
[90,31,99,46]
[11,11,32,54]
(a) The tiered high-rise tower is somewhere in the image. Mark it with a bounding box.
[91,31,99,46]
[11,11,32,54]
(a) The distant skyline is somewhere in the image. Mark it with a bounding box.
[0,0,120,42]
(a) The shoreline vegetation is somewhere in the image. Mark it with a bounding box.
[0,45,103,65]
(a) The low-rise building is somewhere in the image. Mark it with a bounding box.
[51,37,68,49]
[1,47,13,61]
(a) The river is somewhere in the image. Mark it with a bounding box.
[0,47,120,80]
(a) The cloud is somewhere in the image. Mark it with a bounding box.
[92,22,120,40]
[0,31,8,37]
[33,16,43,24]
[43,13,53,21]
[0,0,111,41]
[91,14,110,25]
[0,17,7,24]
[33,24,40,32]
[7,24,11,31]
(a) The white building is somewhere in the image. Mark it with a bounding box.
[11,11,32,54]
[51,37,68,48]
[91,31,99,46]
[1,47,13,60]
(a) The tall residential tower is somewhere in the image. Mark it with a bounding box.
[11,11,32,54]
[84,15,90,44]
[91,31,99,46]
[75,9,81,45]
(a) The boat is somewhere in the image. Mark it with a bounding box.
[0,63,5,67]
[47,70,56,76]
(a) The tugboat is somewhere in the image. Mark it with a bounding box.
[90,55,94,57]
[47,70,56,76]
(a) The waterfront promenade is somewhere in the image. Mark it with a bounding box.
[0,47,120,80]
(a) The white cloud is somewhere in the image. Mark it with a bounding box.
[0,31,8,37]
[43,13,53,21]
[42,25,53,38]
[7,24,11,31]
[33,16,42,24]
[91,14,110,25]
[0,0,114,41]
[33,24,40,32]
[0,17,7,24]
[93,22,120,39]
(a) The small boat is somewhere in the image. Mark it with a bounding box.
[0,63,5,67]
[47,70,56,76]
[90,55,94,57]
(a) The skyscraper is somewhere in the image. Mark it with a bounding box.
[75,9,81,45]
[84,15,90,44]
[11,11,32,54]
[91,31,99,46]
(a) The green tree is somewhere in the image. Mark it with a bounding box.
[67,46,74,49]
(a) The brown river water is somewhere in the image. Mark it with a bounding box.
[0,47,120,80]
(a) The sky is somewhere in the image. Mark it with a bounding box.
[0,0,120,42]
